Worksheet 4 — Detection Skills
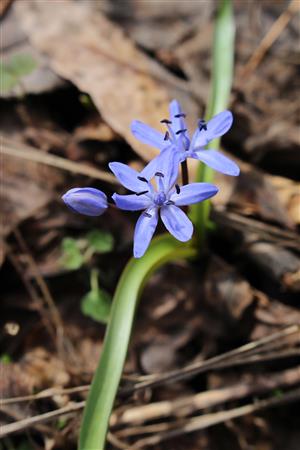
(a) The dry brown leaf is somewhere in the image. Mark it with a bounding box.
[15,0,197,162]
[2,151,63,237]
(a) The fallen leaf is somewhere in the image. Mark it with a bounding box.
[15,0,198,161]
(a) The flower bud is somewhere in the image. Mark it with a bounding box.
[62,188,108,216]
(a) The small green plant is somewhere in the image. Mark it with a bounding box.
[61,230,113,323]
[1,53,37,93]
[0,353,12,364]
[81,269,111,323]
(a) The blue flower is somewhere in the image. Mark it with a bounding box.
[110,148,218,258]
[131,99,240,177]
[62,187,108,216]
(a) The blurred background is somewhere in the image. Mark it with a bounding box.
[1,1,300,449]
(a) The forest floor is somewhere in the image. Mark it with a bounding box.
[1,1,300,449]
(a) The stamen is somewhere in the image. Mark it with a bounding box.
[136,190,148,196]
[164,131,170,141]
[165,200,175,205]
[137,176,148,183]
[155,172,164,177]
[160,119,172,124]
[174,113,186,118]
[143,212,152,218]
[175,128,187,135]
[198,119,207,131]
[175,184,180,194]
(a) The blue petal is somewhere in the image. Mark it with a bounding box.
[131,120,166,150]
[191,149,240,176]
[109,162,145,191]
[169,99,188,135]
[112,193,152,211]
[154,146,180,192]
[190,110,233,149]
[160,205,193,242]
[170,183,219,206]
[133,207,158,258]
[62,187,107,216]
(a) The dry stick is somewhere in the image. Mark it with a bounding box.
[120,325,300,394]
[1,136,117,184]
[1,356,299,438]
[2,347,300,407]
[129,387,300,449]
[1,385,90,406]
[6,250,57,342]
[0,402,85,438]
[242,0,300,76]
[112,365,300,427]
[13,228,75,359]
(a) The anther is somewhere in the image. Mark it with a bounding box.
[175,128,187,135]
[174,113,186,118]
[136,190,148,196]
[175,184,180,194]
[137,176,148,183]
[165,200,175,205]
[198,119,207,131]
[155,172,164,177]
[164,131,170,141]
[143,212,152,218]
[160,119,172,124]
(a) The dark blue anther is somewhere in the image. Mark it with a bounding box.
[164,131,170,141]
[155,172,164,177]
[174,113,186,118]
[143,212,152,218]
[136,190,149,196]
[138,176,148,183]
[175,184,180,194]
[198,119,207,131]
[160,119,172,124]
[175,129,187,135]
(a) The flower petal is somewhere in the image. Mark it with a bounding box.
[191,149,240,176]
[62,187,108,216]
[170,182,219,206]
[169,99,188,133]
[190,110,233,149]
[160,205,193,242]
[112,193,152,211]
[154,146,180,192]
[131,120,165,150]
[133,207,158,258]
[109,162,145,191]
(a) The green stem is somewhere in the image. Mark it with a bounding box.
[191,0,235,240]
[79,235,196,450]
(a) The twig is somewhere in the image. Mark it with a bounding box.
[129,388,300,448]
[1,384,90,406]
[0,402,85,438]
[112,366,300,426]
[1,135,117,184]
[120,325,300,394]
[13,228,68,356]
[242,0,300,76]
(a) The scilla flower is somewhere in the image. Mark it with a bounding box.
[110,148,218,258]
[131,99,239,177]
[62,187,108,216]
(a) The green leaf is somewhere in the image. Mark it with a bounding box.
[81,288,111,324]
[0,353,12,364]
[1,70,18,93]
[86,230,114,253]
[1,54,37,94]
[60,238,84,270]
[79,235,196,450]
